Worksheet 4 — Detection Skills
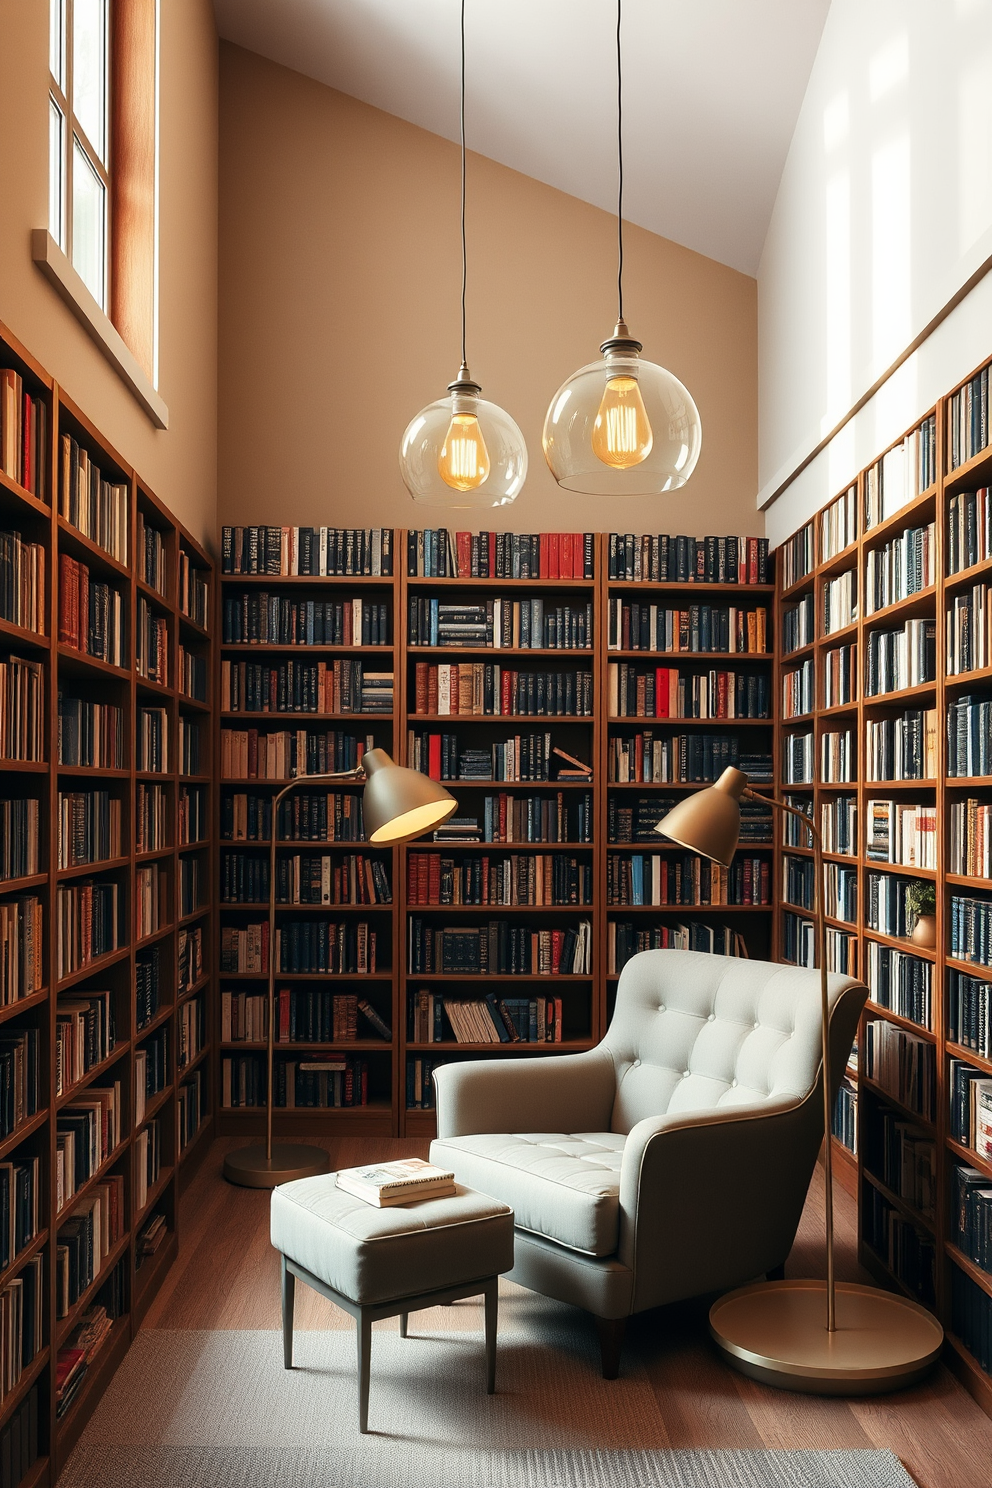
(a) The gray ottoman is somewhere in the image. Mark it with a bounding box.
[270,1174,514,1432]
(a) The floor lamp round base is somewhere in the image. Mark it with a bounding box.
[709,1279,943,1395]
[223,1142,331,1189]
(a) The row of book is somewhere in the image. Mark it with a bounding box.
[57,789,122,869]
[0,528,45,634]
[606,532,770,585]
[60,435,129,562]
[865,1018,936,1119]
[0,368,47,498]
[222,526,394,576]
[865,799,938,869]
[137,512,168,596]
[135,947,160,1031]
[436,792,594,845]
[0,654,44,761]
[408,919,593,976]
[822,569,857,635]
[946,694,992,777]
[56,1083,122,1213]
[948,969,991,1058]
[864,520,935,614]
[407,852,592,907]
[782,658,814,719]
[0,896,43,1004]
[609,664,770,720]
[954,1165,992,1276]
[220,727,374,781]
[407,596,593,651]
[952,1264,992,1373]
[56,878,122,978]
[58,555,127,667]
[822,855,858,916]
[178,643,207,702]
[409,991,565,1044]
[134,1117,162,1211]
[609,918,749,973]
[865,871,918,939]
[947,487,991,575]
[219,921,378,975]
[607,853,770,907]
[949,367,989,471]
[179,551,209,629]
[821,641,856,708]
[864,1106,935,1216]
[866,941,933,1030]
[178,925,204,993]
[220,851,392,906]
[0,796,39,880]
[865,618,936,695]
[781,522,814,591]
[782,593,813,654]
[865,417,937,528]
[607,732,772,786]
[412,663,594,718]
[823,794,858,856]
[408,529,593,580]
[220,989,391,1044]
[832,1076,858,1155]
[821,486,858,564]
[180,785,209,846]
[54,989,114,1096]
[865,709,938,782]
[950,799,992,878]
[0,1255,43,1407]
[56,1175,125,1317]
[606,601,768,654]
[56,1275,126,1420]
[0,1027,39,1140]
[180,855,205,919]
[946,583,991,676]
[408,731,587,784]
[136,863,167,940]
[221,1055,372,1108]
[863,1188,935,1306]
[222,593,390,648]
[950,894,992,967]
[220,659,394,715]
[58,694,125,768]
[782,730,813,783]
[784,854,815,912]
[948,1059,992,1158]
[136,782,168,852]
[176,994,207,1071]
[178,1068,206,1150]
[221,789,365,844]
[135,1028,169,1114]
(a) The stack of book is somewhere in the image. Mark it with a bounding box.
[408,595,593,650]
[865,521,936,613]
[865,618,936,694]
[222,593,390,646]
[222,526,393,577]
[1,370,47,496]
[408,919,592,975]
[0,529,45,633]
[59,437,128,560]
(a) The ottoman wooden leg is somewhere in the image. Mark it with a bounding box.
[399,1313,408,1338]
[484,1279,498,1395]
[281,1256,295,1369]
[357,1311,373,1433]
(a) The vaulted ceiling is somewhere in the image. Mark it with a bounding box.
[212,0,830,277]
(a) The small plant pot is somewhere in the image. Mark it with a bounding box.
[911,914,937,949]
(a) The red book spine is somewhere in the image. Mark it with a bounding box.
[499,793,507,841]
[573,534,583,579]
[428,856,440,902]
[408,853,418,903]
[748,537,758,584]
[501,670,512,716]
[655,669,670,719]
[456,531,471,576]
[427,667,438,714]
[428,733,441,780]
[487,532,497,578]
[549,532,560,580]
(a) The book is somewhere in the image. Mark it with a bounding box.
[335,1158,456,1206]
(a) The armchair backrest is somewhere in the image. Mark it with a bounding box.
[602,949,866,1136]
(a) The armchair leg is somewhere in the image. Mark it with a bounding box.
[595,1316,626,1380]
[767,1262,786,1281]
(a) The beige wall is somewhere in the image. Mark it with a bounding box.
[0,0,218,548]
[218,43,759,541]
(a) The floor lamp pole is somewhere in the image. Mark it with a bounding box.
[224,767,363,1189]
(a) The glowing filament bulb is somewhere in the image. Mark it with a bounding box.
[592,375,653,469]
[438,412,491,491]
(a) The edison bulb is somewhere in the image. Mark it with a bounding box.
[592,375,653,469]
[438,412,491,492]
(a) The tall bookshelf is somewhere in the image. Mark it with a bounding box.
[0,318,216,1484]
[774,355,992,1419]
[216,529,773,1141]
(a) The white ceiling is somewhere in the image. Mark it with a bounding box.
[212,0,830,277]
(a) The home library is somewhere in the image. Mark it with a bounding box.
[0,318,216,1486]
[773,351,992,1417]
[216,525,772,1137]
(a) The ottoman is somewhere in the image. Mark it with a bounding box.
[270,1174,514,1432]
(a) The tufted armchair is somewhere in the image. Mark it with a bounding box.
[429,948,867,1377]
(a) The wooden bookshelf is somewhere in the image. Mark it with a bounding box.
[774,353,992,1418]
[0,318,216,1482]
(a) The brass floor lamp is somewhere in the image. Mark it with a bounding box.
[657,767,943,1393]
[223,749,456,1188]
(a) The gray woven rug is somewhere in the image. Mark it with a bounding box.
[60,1328,918,1488]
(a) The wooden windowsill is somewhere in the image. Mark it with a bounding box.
[31,229,168,430]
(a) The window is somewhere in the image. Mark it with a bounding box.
[48,0,159,384]
[50,0,110,310]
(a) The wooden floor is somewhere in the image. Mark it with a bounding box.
[144,1134,992,1488]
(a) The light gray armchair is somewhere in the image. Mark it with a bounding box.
[430,948,867,1377]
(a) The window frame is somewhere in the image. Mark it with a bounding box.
[49,0,113,314]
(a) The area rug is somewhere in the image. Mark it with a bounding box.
[60,1325,918,1488]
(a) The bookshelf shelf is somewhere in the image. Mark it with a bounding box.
[0,1232,49,1296]
[946,1243,992,1303]
[0,1109,49,1161]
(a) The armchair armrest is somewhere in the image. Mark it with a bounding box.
[433,1048,617,1139]
[617,1092,822,1312]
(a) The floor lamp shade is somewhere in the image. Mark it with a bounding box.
[653,766,745,866]
[362,748,458,842]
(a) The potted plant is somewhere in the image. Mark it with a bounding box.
[907,880,937,948]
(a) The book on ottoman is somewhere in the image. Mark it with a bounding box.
[335,1158,456,1206]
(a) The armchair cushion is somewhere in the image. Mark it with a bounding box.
[430,1131,624,1257]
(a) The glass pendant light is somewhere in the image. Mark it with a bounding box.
[399,1,527,508]
[543,0,702,497]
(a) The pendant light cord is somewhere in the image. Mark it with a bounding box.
[616,0,624,325]
[460,0,468,366]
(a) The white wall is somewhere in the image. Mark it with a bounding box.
[759,0,992,543]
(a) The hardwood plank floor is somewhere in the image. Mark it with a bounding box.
[144,1133,992,1487]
